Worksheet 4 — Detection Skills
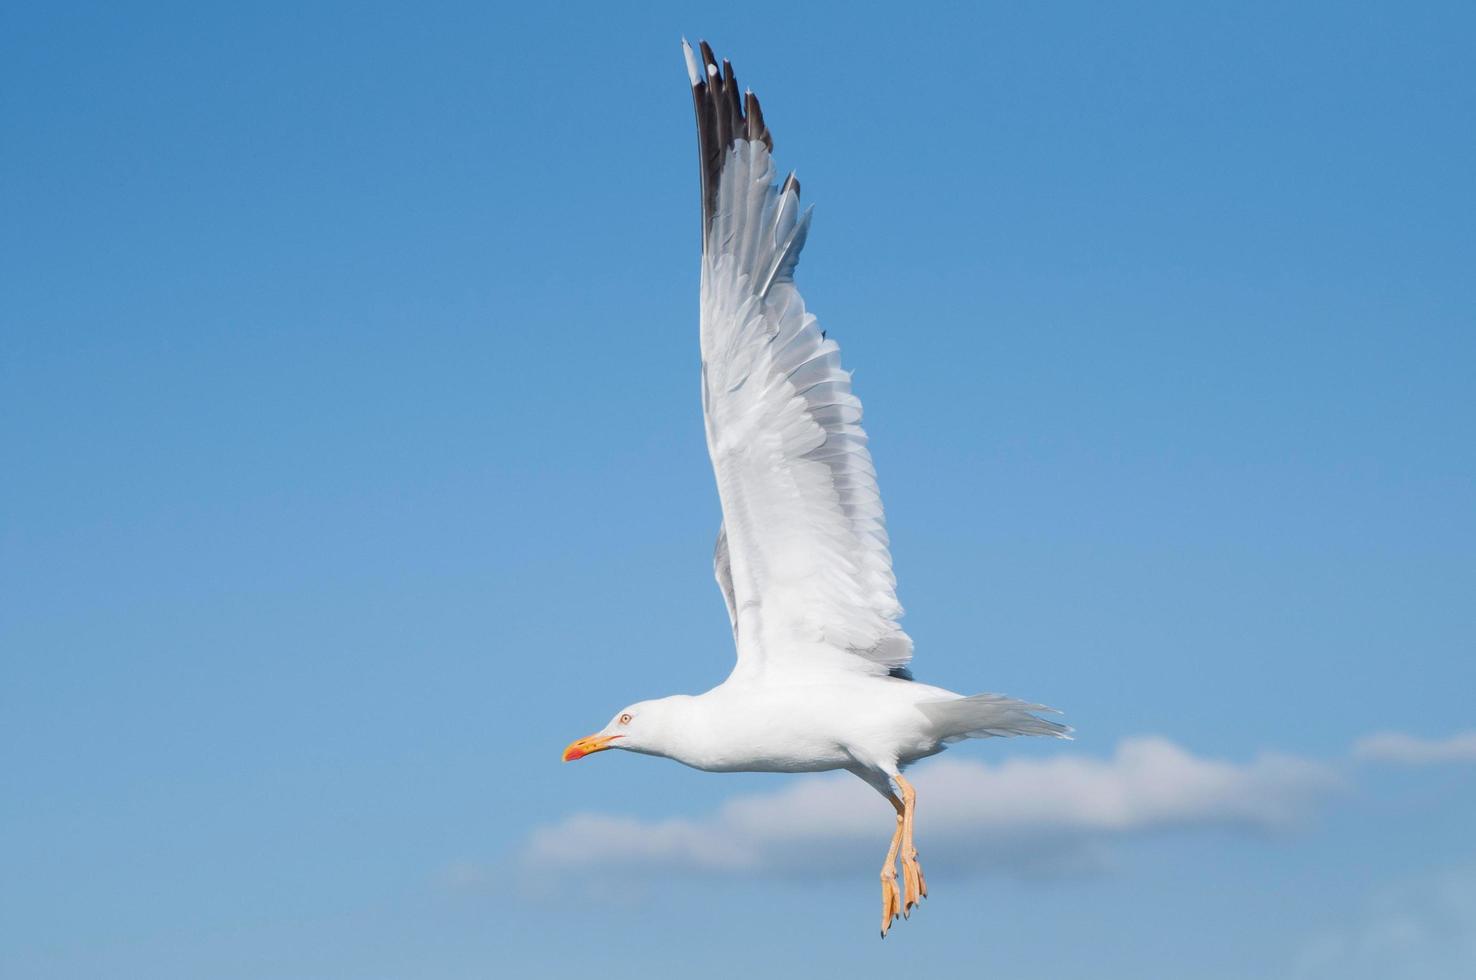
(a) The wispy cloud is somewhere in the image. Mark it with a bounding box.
[526,736,1342,879]
[1293,864,1476,980]
[1351,730,1476,766]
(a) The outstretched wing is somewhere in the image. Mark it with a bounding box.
[685,41,911,679]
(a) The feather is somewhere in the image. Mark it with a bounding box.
[691,41,911,678]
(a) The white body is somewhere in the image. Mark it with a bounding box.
[630,677,959,774]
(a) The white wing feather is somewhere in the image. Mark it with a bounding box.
[693,79,911,678]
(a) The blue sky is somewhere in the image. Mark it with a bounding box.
[3,1,1473,977]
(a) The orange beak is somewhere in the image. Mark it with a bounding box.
[562,733,622,762]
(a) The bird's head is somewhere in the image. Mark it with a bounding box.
[562,697,685,762]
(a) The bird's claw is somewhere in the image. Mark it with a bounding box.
[880,871,902,937]
[901,849,927,913]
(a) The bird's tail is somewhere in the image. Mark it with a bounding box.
[918,693,1072,742]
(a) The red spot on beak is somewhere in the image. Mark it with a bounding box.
[562,734,621,762]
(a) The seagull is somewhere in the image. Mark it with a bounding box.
[563,40,1069,937]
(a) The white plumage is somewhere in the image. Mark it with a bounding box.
[563,40,1067,937]
[701,136,909,678]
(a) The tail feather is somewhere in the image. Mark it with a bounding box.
[919,693,1072,742]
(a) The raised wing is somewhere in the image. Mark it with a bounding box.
[685,41,911,678]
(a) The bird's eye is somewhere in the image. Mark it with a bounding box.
[619,713,632,725]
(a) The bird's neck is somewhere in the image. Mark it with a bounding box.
[643,688,740,772]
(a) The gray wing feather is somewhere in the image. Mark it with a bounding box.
[713,523,738,639]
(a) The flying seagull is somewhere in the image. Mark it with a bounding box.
[562,40,1069,937]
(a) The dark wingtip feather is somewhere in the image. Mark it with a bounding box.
[744,91,772,150]
[687,40,778,243]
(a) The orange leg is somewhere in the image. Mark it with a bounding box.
[879,793,905,936]
[894,773,928,913]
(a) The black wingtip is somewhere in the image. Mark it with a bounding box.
[688,41,778,242]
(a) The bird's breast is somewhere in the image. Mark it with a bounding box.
[666,681,938,774]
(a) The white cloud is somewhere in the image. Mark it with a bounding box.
[525,736,1342,879]
[1351,730,1476,766]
